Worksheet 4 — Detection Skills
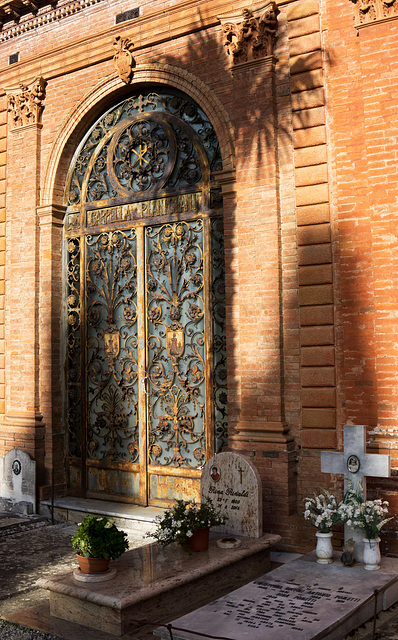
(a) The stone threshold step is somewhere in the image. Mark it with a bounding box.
[35,532,280,637]
[39,497,165,528]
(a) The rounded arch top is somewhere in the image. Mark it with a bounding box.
[42,64,236,207]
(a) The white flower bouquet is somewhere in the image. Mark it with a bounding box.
[303,490,341,533]
[147,498,227,548]
[338,485,393,540]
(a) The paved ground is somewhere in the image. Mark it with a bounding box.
[1,513,398,639]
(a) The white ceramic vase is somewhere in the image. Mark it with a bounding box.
[363,537,381,571]
[315,531,333,564]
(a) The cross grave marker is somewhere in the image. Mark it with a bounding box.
[321,424,391,561]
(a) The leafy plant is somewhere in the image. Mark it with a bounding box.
[147,498,227,548]
[303,489,341,533]
[71,515,129,559]
[338,483,393,540]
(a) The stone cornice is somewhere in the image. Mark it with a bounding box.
[0,0,294,88]
[0,0,104,40]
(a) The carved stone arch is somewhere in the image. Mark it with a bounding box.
[42,64,236,207]
[56,67,230,505]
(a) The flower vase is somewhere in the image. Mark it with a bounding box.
[363,537,381,571]
[184,527,210,552]
[315,532,333,564]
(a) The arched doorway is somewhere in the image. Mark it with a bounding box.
[63,87,227,506]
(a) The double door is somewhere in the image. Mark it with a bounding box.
[65,213,226,505]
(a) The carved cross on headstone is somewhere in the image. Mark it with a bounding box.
[321,424,391,561]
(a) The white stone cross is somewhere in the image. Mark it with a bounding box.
[321,424,391,561]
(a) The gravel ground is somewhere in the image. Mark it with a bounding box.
[0,619,64,640]
[0,515,150,640]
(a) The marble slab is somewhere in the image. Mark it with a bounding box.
[154,554,398,640]
[37,533,280,636]
[201,452,262,538]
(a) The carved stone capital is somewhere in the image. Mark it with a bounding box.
[113,35,135,84]
[350,0,398,27]
[6,76,47,129]
[219,3,278,65]
[37,203,66,228]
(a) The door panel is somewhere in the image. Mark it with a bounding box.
[84,228,142,502]
[146,219,209,504]
[64,89,227,506]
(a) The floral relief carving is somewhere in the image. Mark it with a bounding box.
[350,0,398,26]
[222,3,278,65]
[7,76,46,128]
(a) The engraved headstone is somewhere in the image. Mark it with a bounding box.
[201,452,262,538]
[321,424,391,561]
[0,448,36,514]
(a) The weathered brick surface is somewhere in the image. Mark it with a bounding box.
[0,0,395,554]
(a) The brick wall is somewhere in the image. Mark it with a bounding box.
[0,0,396,553]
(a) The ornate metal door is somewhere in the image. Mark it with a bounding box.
[64,90,227,505]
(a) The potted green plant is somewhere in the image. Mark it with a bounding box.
[72,515,129,574]
[147,497,227,552]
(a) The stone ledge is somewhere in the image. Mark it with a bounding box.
[37,533,281,636]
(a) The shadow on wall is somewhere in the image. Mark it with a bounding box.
[151,15,336,433]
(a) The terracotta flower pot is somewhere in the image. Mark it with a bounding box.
[184,527,210,552]
[77,555,110,574]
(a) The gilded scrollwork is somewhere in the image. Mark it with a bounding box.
[146,220,206,468]
[66,237,82,458]
[85,229,139,463]
[7,76,46,128]
[64,88,227,497]
[212,217,228,452]
[349,0,398,25]
[222,3,278,65]
[65,90,222,207]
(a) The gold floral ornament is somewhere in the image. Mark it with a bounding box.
[7,76,47,129]
[113,35,135,84]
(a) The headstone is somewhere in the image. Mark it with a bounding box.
[201,452,262,538]
[0,448,36,514]
[321,424,391,561]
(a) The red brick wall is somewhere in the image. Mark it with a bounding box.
[0,0,397,553]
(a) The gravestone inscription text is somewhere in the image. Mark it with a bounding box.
[201,452,262,538]
[155,559,396,640]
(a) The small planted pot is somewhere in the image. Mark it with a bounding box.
[77,555,110,574]
[184,527,210,552]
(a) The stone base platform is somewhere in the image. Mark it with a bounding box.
[34,533,280,637]
[154,552,398,640]
[39,497,165,536]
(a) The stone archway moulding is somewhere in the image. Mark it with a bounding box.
[42,63,236,207]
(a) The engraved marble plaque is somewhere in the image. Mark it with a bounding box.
[201,452,262,538]
[0,448,36,514]
[154,558,398,640]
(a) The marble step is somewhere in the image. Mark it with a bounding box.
[39,497,165,536]
[36,533,281,637]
